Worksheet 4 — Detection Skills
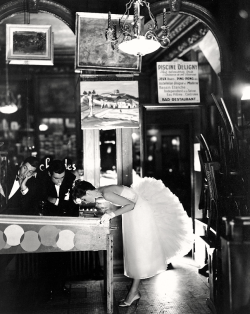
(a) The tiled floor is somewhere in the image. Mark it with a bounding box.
[0,257,212,314]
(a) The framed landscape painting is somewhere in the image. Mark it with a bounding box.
[75,12,142,73]
[6,24,54,65]
[80,80,139,129]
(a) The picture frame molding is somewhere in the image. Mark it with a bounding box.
[75,12,142,73]
[80,80,140,129]
[6,24,54,66]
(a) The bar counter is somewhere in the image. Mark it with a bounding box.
[0,214,114,313]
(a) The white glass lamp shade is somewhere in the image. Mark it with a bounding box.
[119,36,161,56]
[39,124,49,131]
[0,102,18,114]
[241,86,250,100]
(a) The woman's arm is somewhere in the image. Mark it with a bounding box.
[102,189,135,217]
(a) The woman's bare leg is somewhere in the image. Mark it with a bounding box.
[125,279,141,302]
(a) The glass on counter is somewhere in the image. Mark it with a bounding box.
[78,197,110,218]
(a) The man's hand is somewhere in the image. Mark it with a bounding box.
[47,196,58,204]
[19,172,35,192]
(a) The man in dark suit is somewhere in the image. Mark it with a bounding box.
[40,159,78,217]
[39,159,78,299]
[0,156,40,281]
[0,156,40,215]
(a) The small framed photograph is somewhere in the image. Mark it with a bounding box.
[75,12,142,73]
[6,24,54,65]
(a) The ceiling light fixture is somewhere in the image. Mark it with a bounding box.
[39,124,49,131]
[0,62,19,114]
[105,0,171,56]
[241,85,250,100]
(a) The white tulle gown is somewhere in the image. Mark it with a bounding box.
[121,176,193,279]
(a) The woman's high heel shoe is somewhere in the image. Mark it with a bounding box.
[119,292,141,307]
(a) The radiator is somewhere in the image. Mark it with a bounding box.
[15,251,102,280]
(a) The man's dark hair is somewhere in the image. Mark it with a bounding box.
[23,156,39,170]
[48,159,66,175]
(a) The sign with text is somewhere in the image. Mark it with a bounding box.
[157,62,200,103]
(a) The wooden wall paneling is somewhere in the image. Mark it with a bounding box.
[116,128,133,186]
[114,128,133,272]
[83,129,100,187]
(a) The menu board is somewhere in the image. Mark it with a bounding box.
[157,61,200,103]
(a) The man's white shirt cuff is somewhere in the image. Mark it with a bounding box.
[21,187,29,195]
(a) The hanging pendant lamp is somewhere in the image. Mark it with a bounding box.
[105,0,171,56]
[0,62,18,114]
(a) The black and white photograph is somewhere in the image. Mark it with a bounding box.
[0,0,249,313]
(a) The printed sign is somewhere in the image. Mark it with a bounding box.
[157,62,200,103]
[39,157,76,172]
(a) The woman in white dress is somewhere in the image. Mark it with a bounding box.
[72,177,193,307]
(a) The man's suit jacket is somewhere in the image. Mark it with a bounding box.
[0,166,39,215]
[40,170,78,217]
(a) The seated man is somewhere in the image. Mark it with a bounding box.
[0,156,40,215]
[0,156,40,280]
[39,159,78,217]
[38,159,78,298]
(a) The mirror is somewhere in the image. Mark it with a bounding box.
[0,9,224,219]
[0,12,79,216]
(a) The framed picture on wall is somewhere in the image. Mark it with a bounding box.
[75,12,142,73]
[80,80,139,129]
[6,24,54,65]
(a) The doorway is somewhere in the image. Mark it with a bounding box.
[143,107,201,217]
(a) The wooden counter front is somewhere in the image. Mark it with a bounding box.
[0,214,113,314]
